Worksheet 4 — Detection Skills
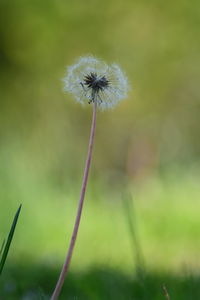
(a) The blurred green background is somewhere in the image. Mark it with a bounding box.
[0,0,200,298]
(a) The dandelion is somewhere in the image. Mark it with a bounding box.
[63,56,128,109]
[51,56,129,300]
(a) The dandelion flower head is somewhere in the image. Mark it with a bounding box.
[63,56,129,110]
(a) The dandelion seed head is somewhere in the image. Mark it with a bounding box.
[63,56,129,110]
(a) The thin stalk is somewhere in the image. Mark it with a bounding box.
[51,101,97,300]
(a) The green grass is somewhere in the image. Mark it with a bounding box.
[0,162,200,298]
[1,264,200,299]
[2,167,200,271]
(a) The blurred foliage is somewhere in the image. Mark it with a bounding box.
[1,264,200,299]
[0,0,200,182]
[0,0,200,298]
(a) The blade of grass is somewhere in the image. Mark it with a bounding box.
[0,204,22,276]
[123,192,145,275]
[0,239,6,258]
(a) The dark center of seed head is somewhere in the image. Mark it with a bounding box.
[84,72,109,92]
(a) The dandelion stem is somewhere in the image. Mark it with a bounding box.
[51,101,97,300]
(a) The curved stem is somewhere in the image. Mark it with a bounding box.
[51,102,97,300]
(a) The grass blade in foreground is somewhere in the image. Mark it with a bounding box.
[0,204,22,276]
[0,239,6,258]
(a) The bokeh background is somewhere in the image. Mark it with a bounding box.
[0,0,200,299]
